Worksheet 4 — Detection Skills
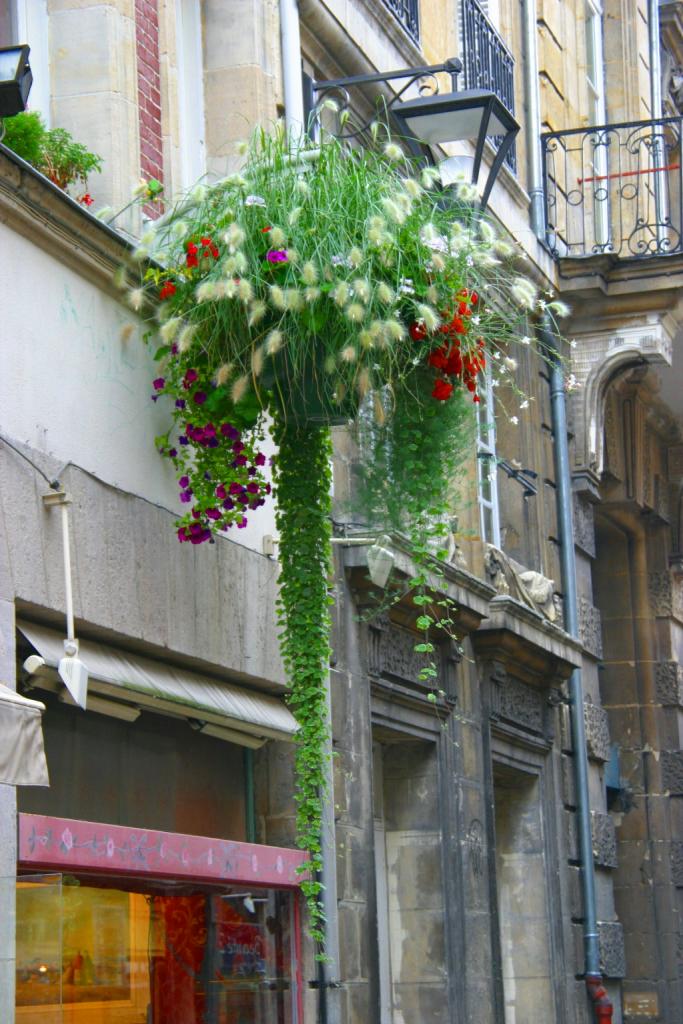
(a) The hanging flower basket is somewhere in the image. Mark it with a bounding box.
[127,123,568,948]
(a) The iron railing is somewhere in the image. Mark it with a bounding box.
[381,0,420,42]
[542,116,683,260]
[460,0,516,172]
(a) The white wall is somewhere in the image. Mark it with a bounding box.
[0,222,276,555]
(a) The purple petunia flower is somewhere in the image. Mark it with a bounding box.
[254,452,266,466]
[179,490,193,503]
[179,436,189,445]
[237,517,248,528]
[153,377,165,390]
[232,441,245,454]
[220,423,240,439]
[175,398,186,409]
[169,448,178,458]
[246,482,259,494]
[206,508,221,520]
[222,498,235,510]
[193,391,207,405]
[233,455,248,467]
[179,475,190,487]
[266,250,288,264]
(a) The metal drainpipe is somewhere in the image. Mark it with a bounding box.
[279,4,342,1019]
[522,0,612,1012]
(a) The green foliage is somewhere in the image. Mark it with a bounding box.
[271,411,333,948]
[3,110,102,190]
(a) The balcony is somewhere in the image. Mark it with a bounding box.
[542,117,683,261]
[460,0,517,172]
[381,0,420,42]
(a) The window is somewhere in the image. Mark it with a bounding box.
[175,0,206,189]
[584,0,606,128]
[476,367,501,548]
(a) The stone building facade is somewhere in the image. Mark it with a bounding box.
[0,0,682,1023]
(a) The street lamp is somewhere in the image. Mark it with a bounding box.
[304,57,519,210]
[0,44,32,122]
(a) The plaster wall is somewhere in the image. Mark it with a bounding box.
[0,219,277,556]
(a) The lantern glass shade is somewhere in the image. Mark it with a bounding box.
[0,44,32,119]
[391,88,520,208]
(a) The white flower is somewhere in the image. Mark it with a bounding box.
[345,302,365,322]
[331,255,347,267]
[268,226,286,248]
[471,315,481,325]
[420,166,441,188]
[384,319,406,342]
[224,223,245,249]
[160,317,181,342]
[504,357,518,372]
[332,282,350,307]
[127,288,144,311]
[348,247,363,268]
[383,141,403,162]
[266,330,284,355]
[570,339,577,349]
[237,279,253,303]
[249,346,264,376]
[351,278,371,303]
[270,285,286,310]
[510,416,519,425]
[401,177,422,198]
[381,197,406,224]
[520,335,531,345]
[416,304,440,332]
[511,277,537,310]
[283,288,303,312]
[399,278,415,296]
[196,281,217,302]
[248,300,267,326]
[178,324,197,352]
[232,375,249,402]
[520,400,530,409]
[244,194,266,207]
[301,262,318,285]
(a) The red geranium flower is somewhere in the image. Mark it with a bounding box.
[159,281,176,300]
[201,236,219,259]
[186,242,199,268]
[432,378,454,401]
[428,345,449,371]
[78,193,94,207]
[409,321,427,342]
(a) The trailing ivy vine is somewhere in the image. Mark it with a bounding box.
[272,408,333,946]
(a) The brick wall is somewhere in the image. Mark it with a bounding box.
[135,0,163,215]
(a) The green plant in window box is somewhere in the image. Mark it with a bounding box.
[3,110,102,203]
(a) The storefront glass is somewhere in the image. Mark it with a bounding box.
[16,875,295,1024]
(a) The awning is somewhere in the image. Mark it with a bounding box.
[0,683,49,786]
[18,621,297,747]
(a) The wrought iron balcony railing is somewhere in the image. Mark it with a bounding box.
[542,116,683,260]
[382,0,420,42]
[460,0,516,172]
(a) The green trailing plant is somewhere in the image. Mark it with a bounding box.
[3,110,102,201]
[271,410,333,948]
[123,123,569,940]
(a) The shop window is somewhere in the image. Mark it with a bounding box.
[16,874,296,1023]
[493,763,556,1024]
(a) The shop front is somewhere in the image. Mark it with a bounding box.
[16,813,306,1024]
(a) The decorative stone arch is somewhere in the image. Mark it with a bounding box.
[569,317,675,482]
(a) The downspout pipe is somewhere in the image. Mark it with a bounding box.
[523,0,612,1012]
[279,4,342,1020]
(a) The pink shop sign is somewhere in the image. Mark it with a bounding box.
[19,813,307,887]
